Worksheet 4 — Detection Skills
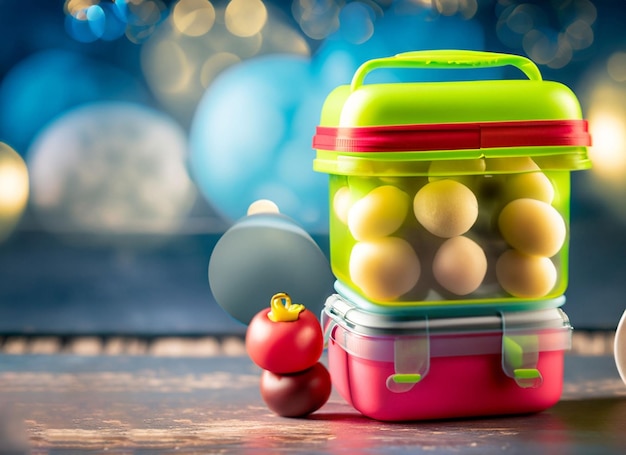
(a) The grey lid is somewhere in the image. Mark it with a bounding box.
[209,210,334,325]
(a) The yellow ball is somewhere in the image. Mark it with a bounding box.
[498,198,566,257]
[348,185,409,241]
[413,179,478,238]
[433,236,487,296]
[349,237,421,301]
[496,249,557,298]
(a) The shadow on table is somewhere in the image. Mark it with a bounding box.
[289,397,626,454]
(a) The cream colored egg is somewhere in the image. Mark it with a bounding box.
[349,237,421,301]
[348,185,409,241]
[413,179,478,238]
[498,198,566,257]
[503,172,555,204]
[333,186,352,224]
[433,236,487,295]
[496,249,557,298]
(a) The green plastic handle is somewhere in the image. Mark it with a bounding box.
[350,50,542,91]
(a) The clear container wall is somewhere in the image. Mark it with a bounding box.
[328,157,572,308]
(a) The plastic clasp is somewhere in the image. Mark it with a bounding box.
[501,312,544,388]
[321,307,334,348]
[386,319,430,393]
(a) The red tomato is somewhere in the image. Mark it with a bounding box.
[245,303,324,374]
[260,362,331,417]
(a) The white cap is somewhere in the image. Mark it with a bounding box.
[247,199,280,216]
[615,310,626,386]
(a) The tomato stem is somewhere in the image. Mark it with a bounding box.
[267,292,305,322]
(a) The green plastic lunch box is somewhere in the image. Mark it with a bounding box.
[312,50,591,312]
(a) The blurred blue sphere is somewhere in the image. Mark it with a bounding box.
[188,11,491,234]
[189,55,330,233]
[0,49,149,155]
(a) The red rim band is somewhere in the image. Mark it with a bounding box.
[313,120,591,153]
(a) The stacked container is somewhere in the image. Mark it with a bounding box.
[312,50,591,421]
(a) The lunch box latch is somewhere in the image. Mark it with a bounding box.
[386,321,430,393]
[501,312,543,389]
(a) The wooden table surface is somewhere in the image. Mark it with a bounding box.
[1,352,625,454]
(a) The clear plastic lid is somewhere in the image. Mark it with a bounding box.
[324,292,569,337]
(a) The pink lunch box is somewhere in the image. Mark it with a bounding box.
[323,294,572,421]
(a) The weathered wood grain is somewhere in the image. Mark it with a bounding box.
[0,354,625,454]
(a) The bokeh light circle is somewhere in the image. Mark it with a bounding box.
[225,0,267,38]
[292,0,341,40]
[141,2,309,128]
[173,0,216,37]
[27,102,197,241]
[125,0,168,44]
[494,0,596,69]
[0,143,29,242]
[578,67,626,223]
[339,2,375,45]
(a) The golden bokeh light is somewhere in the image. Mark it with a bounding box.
[582,76,626,223]
[208,10,264,58]
[434,0,478,18]
[0,143,29,242]
[434,0,459,16]
[172,0,216,37]
[565,19,594,51]
[141,1,309,127]
[588,107,626,183]
[128,0,163,24]
[506,4,535,35]
[149,39,195,94]
[224,0,268,38]
[260,18,310,56]
[64,0,97,15]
